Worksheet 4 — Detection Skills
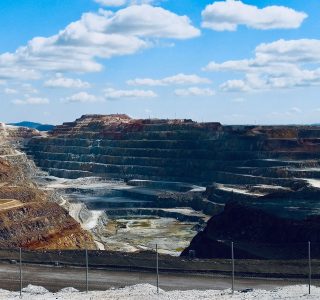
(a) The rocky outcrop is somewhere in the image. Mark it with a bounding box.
[0,201,94,250]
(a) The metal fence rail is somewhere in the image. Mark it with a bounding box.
[1,242,320,296]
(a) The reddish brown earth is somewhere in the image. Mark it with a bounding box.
[0,124,95,250]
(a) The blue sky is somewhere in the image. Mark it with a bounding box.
[0,0,320,125]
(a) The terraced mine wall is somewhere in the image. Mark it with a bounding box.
[26,114,320,185]
[24,115,320,258]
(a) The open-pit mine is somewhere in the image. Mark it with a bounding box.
[2,114,320,259]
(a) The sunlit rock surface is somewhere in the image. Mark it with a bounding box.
[0,123,95,250]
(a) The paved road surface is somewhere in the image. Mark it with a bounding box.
[0,262,316,293]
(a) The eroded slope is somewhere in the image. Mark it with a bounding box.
[0,123,95,249]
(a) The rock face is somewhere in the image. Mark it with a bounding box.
[0,124,95,250]
[0,200,93,249]
[181,201,320,259]
[24,115,320,257]
[26,115,320,186]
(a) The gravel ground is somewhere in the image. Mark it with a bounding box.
[0,284,319,300]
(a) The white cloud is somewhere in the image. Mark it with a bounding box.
[219,79,250,92]
[127,73,211,86]
[0,5,199,80]
[174,87,215,97]
[104,5,200,39]
[95,0,127,6]
[21,83,38,94]
[290,107,302,113]
[204,39,320,92]
[64,92,99,103]
[202,0,307,31]
[0,67,40,80]
[44,74,91,89]
[95,0,163,7]
[255,39,320,63]
[104,88,157,99]
[12,97,49,105]
[4,88,18,95]
[3,84,38,96]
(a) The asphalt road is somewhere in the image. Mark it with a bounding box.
[0,262,316,293]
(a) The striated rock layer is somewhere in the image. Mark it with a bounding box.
[0,123,95,250]
[24,115,320,257]
[26,114,320,185]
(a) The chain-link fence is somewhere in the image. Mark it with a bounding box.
[0,242,319,296]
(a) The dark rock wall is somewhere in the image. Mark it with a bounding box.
[182,201,320,259]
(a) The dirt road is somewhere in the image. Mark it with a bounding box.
[0,262,316,293]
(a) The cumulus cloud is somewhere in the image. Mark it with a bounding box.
[104,88,157,99]
[220,80,250,92]
[44,74,91,89]
[127,73,211,86]
[64,92,99,103]
[204,39,320,92]
[202,0,307,31]
[12,97,49,105]
[174,87,215,97]
[104,5,200,39]
[0,5,199,80]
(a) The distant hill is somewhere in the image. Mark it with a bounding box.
[9,121,55,132]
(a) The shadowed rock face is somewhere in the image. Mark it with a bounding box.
[181,201,320,259]
[0,124,95,250]
[24,115,320,256]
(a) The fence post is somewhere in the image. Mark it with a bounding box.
[85,248,89,293]
[308,241,311,295]
[19,248,22,298]
[231,242,235,294]
[156,244,159,294]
